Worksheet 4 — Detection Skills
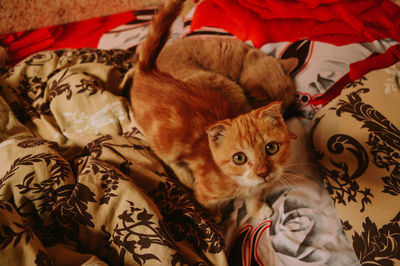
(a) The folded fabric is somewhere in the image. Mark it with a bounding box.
[190,0,400,119]
[191,0,400,47]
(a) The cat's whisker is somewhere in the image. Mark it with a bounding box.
[284,162,319,169]
[284,173,305,182]
[274,178,296,189]
[269,172,299,188]
[283,169,320,182]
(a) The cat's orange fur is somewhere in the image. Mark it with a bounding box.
[130,0,292,219]
[157,38,298,116]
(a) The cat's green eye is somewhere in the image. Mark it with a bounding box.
[265,142,279,155]
[232,152,247,165]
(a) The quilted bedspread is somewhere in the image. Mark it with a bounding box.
[0,48,228,265]
[7,0,400,263]
[0,48,359,265]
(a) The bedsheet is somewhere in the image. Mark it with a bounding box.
[0,47,358,265]
[4,0,397,264]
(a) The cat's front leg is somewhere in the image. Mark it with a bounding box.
[245,196,273,220]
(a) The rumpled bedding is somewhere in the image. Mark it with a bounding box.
[0,48,228,265]
[1,0,398,265]
[189,0,400,120]
[311,62,400,266]
[0,47,358,265]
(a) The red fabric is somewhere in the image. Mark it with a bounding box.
[191,0,400,107]
[191,0,400,47]
[311,44,400,106]
[0,11,136,65]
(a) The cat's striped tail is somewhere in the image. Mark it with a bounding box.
[137,0,186,72]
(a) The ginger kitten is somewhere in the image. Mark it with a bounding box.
[157,38,298,116]
[130,0,292,220]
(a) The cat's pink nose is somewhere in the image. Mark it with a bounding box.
[257,171,268,179]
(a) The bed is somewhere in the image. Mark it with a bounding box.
[0,0,399,265]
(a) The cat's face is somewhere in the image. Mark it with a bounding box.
[206,102,291,189]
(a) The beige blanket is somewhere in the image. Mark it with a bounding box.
[0,48,226,265]
[0,47,361,265]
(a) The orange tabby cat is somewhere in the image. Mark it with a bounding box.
[157,38,298,116]
[130,0,292,219]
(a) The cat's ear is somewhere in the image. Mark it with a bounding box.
[256,101,283,120]
[279,58,298,75]
[206,120,231,145]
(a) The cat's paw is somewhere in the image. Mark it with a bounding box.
[245,197,274,220]
[255,203,273,220]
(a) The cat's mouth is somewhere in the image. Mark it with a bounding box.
[230,166,284,189]
[255,167,283,186]
[265,168,283,183]
[233,172,261,187]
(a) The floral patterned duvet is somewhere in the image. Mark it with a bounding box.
[0,48,359,265]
